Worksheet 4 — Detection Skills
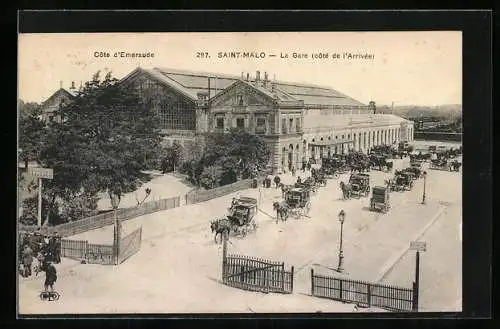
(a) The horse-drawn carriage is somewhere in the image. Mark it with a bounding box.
[311,169,327,187]
[449,160,462,172]
[284,187,311,219]
[429,158,449,171]
[350,173,370,197]
[369,154,393,172]
[403,165,422,179]
[210,196,258,243]
[370,186,390,213]
[391,171,413,191]
[295,176,318,194]
[322,157,349,176]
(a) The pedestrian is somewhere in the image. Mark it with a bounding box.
[52,232,61,264]
[297,176,302,184]
[307,161,312,171]
[40,260,57,293]
[274,175,281,189]
[302,162,306,172]
[291,167,296,177]
[21,244,34,277]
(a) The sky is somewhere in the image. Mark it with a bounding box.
[18,32,462,106]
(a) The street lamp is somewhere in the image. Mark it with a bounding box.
[421,171,427,204]
[337,209,346,273]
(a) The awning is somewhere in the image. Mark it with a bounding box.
[309,138,355,147]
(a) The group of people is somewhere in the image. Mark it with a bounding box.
[19,230,60,293]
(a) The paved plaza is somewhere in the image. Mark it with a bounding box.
[19,156,462,314]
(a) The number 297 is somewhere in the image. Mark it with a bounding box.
[196,52,210,58]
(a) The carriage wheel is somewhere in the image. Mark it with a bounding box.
[305,202,311,215]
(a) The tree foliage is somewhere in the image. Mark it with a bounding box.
[19,105,45,169]
[186,129,270,189]
[35,71,162,224]
[160,141,184,173]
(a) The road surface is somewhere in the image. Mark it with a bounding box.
[19,156,461,314]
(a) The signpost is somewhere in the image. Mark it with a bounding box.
[410,240,427,312]
[28,167,53,227]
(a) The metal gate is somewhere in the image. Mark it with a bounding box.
[222,254,294,293]
[118,226,142,264]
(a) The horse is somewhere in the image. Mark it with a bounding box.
[210,218,231,244]
[385,161,393,172]
[450,161,461,172]
[273,201,289,223]
[339,181,352,200]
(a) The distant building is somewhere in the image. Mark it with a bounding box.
[39,81,79,123]
[120,67,414,173]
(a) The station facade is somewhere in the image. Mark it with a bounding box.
[41,67,414,174]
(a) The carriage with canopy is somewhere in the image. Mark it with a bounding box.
[429,158,449,170]
[284,187,311,218]
[348,173,371,197]
[391,171,413,191]
[227,197,258,235]
[370,186,390,213]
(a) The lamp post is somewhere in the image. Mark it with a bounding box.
[421,171,427,204]
[337,209,346,273]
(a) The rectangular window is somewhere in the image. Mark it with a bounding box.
[255,117,266,134]
[236,118,245,128]
[296,118,301,132]
[216,117,224,129]
[289,118,294,133]
[282,118,287,134]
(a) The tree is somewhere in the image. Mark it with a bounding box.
[19,106,45,170]
[37,71,163,224]
[18,100,41,119]
[186,130,271,188]
[160,141,184,173]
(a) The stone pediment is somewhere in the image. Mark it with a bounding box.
[209,81,275,109]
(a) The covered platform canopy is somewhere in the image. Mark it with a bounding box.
[308,138,355,147]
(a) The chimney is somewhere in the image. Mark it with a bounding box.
[256,70,260,83]
[59,81,63,89]
[263,72,268,87]
[246,73,249,81]
[241,72,244,79]
[71,81,75,90]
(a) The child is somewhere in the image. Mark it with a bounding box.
[41,261,57,293]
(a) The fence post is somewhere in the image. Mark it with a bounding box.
[311,269,314,295]
[339,279,343,299]
[412,281,419,312]
[281,262,285,292]
[222,233,228,282]
[367,283,372,307]
[290,266,294,293]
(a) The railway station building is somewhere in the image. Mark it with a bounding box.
[40,67,413,174]
[119,67,414,173]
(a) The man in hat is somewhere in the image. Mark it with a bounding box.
[53,232,61,264]
[21,244,34,277]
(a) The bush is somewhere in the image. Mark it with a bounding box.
[19,195,63,226]
[200,165,223,189]
[59,192,99,223]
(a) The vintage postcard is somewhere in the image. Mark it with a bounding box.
[17,31,462,315]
